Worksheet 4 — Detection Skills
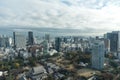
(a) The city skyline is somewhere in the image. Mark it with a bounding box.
[1,1,120,79]
[0,0,120,36]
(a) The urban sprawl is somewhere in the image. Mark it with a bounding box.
[0,31,120,80]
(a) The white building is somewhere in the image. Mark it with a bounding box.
[41,40,49,55]
[92,40,105,70]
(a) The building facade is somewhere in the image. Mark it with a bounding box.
[13,32,26,49]
[105,31,120,52]
[92,40,105,70]
[55,37,62,52]
[104,39,110,53]
[28,31,34,45]
[0,36,10,48]
[45,34,50,43]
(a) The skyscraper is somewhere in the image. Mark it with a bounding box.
[0,36,10,48]
[13,32,26,49]
[92,40,105,70]
[110,32,118,52]
[55,37,61,52]
[105,31,120,52]
[74,37,79,43]
[45,34,50,43]
[104,39,110,53]
[42,40,49,55]
[13,32,15,49]
[28,31,34,45]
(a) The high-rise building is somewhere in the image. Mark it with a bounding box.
[45,34,50,43]
[92,40,105,70]
[55,37,61,52]
[28,31,34,45]
[110,32,118,52]
[0,36,10,48]
[118,32,120,51]
[13,32,26,49]
[42,40,49,55]
[105,31,120,52]
[74,37,79,43]
[104,39,110,53]
[63,37,67,43]
[104,33,111,39]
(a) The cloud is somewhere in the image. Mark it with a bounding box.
[0,0,120,35]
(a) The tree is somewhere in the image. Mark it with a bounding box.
[44,74,54,80]
[14,63,20,69]
[28,57,37,67]
[109,60,118,68]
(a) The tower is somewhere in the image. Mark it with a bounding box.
[28,31,34,45]
[45,34,50,43]
[91,40,105,70]
[13,32,26,49]
[55,37,61,52]
[105,31,120,52]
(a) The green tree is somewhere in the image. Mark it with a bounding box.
[28,57,37,67]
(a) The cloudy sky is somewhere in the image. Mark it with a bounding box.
[0,0,120,35]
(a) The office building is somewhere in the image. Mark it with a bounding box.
[74,37,79,43]
[13,32,26,49]
[92,40,105,70]
[0,36,10,48]
[55,37,62,52]
[45,34,50,43]
[105,31,120,52]
[110,32,118,52]
[42,40,49,55]
[28,31,34,45]
[104,39,110,53]
[63,37,67,43]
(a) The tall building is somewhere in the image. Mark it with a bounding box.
[104,39,110,53]
[63,37,67,43]
[110,32,118,52]
[118,32,120,51]
[55,37,62,52]
[105,31,120,52]
[28,31,34,45]
[0,36,10,48]
[42,40,49,55]
[45,34,50,43]
[104,33,111,39]
[74,37,79,43]
[13,32,26,49]
[92,40,105,70]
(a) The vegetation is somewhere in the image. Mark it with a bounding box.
[28,57,37,67]
[0,56,34,70]
[44,74,55,80]
[6,73,15,80]
[64,51,91,64]
[105,53,116,59]
[109,60,118,68]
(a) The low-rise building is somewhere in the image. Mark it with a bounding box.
[28,66,47,80]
